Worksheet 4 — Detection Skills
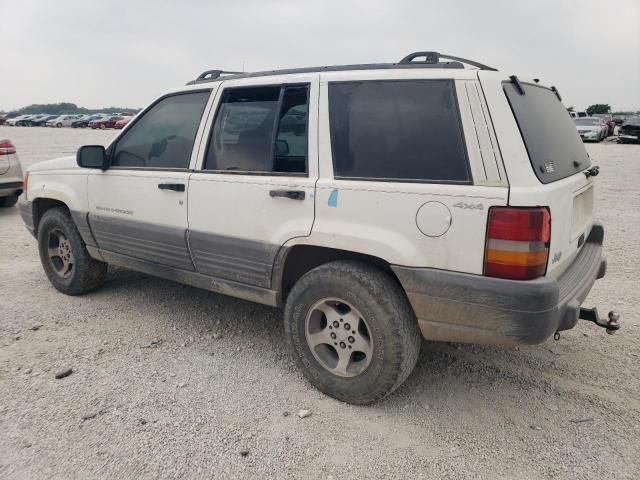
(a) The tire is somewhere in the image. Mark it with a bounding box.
[284,260,421,404]
[37,207,107,295]
[56,123,62,128]
[99,124,106,130]
[0,194,19,208]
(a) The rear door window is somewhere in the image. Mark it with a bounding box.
[204,85,309,174]
[503,82,591,183]
[328,80,470,183]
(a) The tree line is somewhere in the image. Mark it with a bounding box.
[568,104,638,116]
[1,102,140,116]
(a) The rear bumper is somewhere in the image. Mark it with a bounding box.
[0,181,23,196]
[392,223,606,346]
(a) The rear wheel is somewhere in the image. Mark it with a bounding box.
[37,208,107,295]
[0,194,19,208]
[284,261,421,404]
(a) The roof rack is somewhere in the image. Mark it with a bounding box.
[398,51,497,71]
[195,69,244,81]
[187,51,497,85]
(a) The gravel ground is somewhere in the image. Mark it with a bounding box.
[0,126,639,479]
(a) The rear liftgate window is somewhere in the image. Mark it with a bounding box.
[328,80,470,183]
[504,82,591,183]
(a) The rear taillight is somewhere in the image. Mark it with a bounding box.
[484,207,551,280]
[0,140,16,156]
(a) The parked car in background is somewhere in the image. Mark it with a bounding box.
[71,115,102,128]
[575,117,608,142]
[618,117,640,144]
[16,115,38,126]
[114,116,133,129]
[47,115,81,128]
[0,116,7,126]
[592,114,615,136]
[29,114,59,127]
[89,116,124,129]
[5,115,29,126]
[613,116,627,126]
[0,139,23,207]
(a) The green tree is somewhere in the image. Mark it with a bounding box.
[586,104,611,116]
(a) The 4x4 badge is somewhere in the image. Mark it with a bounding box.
[453,202,483,210]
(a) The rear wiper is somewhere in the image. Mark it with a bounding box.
[509,75,525,95]
[584,166,600,178]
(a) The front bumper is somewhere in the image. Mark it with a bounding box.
[392,223,607,346]
[18,199,36,237]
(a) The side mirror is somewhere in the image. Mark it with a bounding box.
[275,139,289,156]
[77,145,108,170]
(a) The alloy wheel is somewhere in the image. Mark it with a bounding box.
[305,298,374,378]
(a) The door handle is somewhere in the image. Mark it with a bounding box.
[158,183,185,192]
[269,189,305,200]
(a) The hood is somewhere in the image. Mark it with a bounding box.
[28,155,78,173]
[576,125,601,132]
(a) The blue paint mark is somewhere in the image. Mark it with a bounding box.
[328,189,339,208]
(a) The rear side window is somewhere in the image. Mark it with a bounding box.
[504,82,591,183]
[328,80,470,183]
[112,91,210,169]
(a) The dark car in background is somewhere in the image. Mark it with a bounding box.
[618,117,640,144]
[29,114,58,127]
[72,115,103,128]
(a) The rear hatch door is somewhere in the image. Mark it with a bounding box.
[492,77,596,277]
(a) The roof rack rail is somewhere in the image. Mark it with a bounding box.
[399,51,497,71]
[194,69,244,81]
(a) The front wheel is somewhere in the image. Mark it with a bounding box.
[37,208,108,295]
[284,261,421,404]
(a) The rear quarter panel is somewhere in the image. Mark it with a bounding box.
[292,70,509,275]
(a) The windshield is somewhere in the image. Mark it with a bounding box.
[504,82,591,183]
[575,118,600,126]
[623,117,640,126]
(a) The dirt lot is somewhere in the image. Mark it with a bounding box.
[0,126,639,479]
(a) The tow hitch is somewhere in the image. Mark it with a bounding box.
[579,307,621,334]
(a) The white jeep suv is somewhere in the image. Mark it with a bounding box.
[19,52,619,404]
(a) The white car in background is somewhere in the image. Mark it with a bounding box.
[574,117,608,142]
[5,115,32,126]
[46,115,80,128]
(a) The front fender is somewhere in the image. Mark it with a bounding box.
[27,171,88,213]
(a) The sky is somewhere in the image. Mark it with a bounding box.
[0,0,638,112]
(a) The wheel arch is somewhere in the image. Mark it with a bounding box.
[274,244,404,306]
[31,197,70,236]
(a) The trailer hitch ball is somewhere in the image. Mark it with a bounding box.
[606,311,620,335]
